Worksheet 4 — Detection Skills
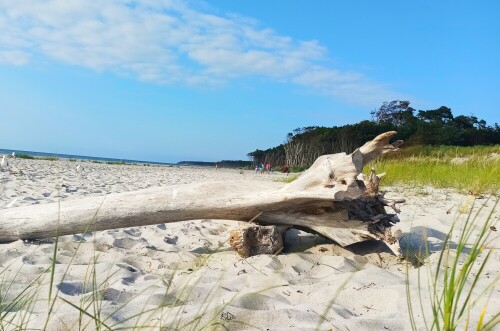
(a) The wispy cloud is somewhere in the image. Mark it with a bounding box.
[0,0,401,105]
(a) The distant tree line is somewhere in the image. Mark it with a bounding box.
[248,100,500,168]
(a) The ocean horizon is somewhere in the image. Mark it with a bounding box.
[0,148,174,166]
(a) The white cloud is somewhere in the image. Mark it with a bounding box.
[0,50,30,65]
[0,0,401,105]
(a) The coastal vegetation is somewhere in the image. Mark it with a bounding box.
[17,154,35,159]
[37,156,59,161]
[275,145,500,193]
[249,100,500,193]
[16,154,58,161]
[367,146,499,194]
[274,174,299,183]
[248,100,500,169]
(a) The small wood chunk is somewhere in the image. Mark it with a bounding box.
[230,225,288,258]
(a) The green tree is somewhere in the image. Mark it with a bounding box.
[371,100,416,126]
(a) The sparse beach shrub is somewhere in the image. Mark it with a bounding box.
[37,156,59,161]
[17,154,35,159]
[275,174,299,183]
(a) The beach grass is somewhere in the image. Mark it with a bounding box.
[17,154,35,159]
[0,212,266,330]
[15,154,59,161]
[385,145,500,159]
[406,198,499,331]
[37,156,59,161]
[367,145,500,194]
[274,174,299,183]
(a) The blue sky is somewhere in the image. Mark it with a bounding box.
[0,0,498,162]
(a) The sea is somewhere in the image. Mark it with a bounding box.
[0,148,173,166]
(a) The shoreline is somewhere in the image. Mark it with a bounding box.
[0,148,174,166]
[1,148,255,168]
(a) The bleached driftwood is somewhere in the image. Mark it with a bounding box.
[0,132,405,255]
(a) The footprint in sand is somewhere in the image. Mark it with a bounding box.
[116,262,143,285]
[101,288,134,303]
[57,281,93,296]
[164,235,178,245]
[333,306,358,318]
[0,250,23,264]
[123,228,141,237]
[22,197,39,204]
[230,293,289,310]
[22,254,52,265]
[148,293,183,306]
[113,237,146,249]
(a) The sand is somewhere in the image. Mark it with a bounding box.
[0,157,498,330]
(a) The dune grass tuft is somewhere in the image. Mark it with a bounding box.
[274,174,299,183]
[37,156,59,161]
[17,154,35,159]
[406,198,499,331]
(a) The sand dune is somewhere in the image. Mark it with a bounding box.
[0,158,498,330]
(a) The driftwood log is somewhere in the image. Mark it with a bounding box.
[0,132,405,256]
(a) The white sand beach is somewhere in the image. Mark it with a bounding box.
[0,158,498,330]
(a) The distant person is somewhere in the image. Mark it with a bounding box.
[11,152,16,159]
[283,165,289,176]
[215,164,218,170]
[1,155,8,169]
